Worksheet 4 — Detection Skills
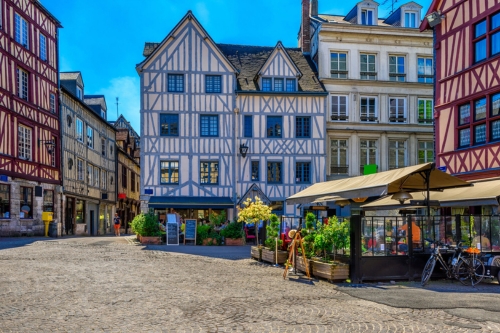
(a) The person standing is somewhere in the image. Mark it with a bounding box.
[114,213,121,237]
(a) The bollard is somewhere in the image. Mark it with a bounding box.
[41,212,53,237]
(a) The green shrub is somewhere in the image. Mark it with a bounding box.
[220,222,244,239]
[130,213,161,237]
[265,214,282,250]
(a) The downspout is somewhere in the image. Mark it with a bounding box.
[56,25,63,237]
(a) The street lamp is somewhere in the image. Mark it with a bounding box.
[426,11,445,28]
[239,143,249,158]
[38,139,55,155]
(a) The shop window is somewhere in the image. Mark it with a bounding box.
[200,161,218,185]
[20,187,32,219]
[0,184,10,219]
[43,190,54,212]
[160,161,179,184]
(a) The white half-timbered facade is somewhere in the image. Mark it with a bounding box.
[60,72,117,236]
[138,12,327,220]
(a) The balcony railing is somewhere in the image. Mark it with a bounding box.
[331,115,348,121]
[331,165,349,174]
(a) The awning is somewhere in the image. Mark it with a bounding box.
[361,178,500,210]
[286,163,472,205]
[147,196,234,209]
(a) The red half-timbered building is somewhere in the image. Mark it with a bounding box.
[0,0,61,236]
[422,0,500,180]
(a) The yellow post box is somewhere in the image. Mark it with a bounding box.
[42,212,53,237]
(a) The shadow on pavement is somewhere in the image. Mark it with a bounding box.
[142,244,253,261]
[0,237,52,250]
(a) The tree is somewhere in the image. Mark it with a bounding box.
[237,197,272,246]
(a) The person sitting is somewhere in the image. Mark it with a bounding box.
[398,219,421,251]
[473,233,491,250]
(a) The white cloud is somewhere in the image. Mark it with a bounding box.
[95,76,141,132]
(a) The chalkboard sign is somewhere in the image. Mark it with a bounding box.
[184,219,197,245]
[166,222,179,246]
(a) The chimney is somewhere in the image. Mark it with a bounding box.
[311,0,318,17]
[301,0,311,53]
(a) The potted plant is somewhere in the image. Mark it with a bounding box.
[220,221,244,246]
[130,213,161,245]
[196,224,221,245]
[310,216,349,282]
[237,197,272,259]
[261,214,287,264]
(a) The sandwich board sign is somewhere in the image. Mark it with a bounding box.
[184,219,197,245]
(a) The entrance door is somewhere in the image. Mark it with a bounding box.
[90,210,95,235]
[65,198,74,235]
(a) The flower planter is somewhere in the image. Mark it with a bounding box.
[225,238,244,246]
[295,255,312,273]
[136,234,141,242]
[251,246,262,261]
[202,238,217,246]
[262,248,288,264]
[311,260,349,282]
[140,236,161,245]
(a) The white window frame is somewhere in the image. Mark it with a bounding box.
[331,95,348,121]
[388,140,407,170]
[330,139,349,174]
[389,97,407,123]
[418,57,433,83]
[100,109,105,119]
[87,126,94,149]
[404,11,418,28]
[77,159,84,181]
[76,118,84,142]
[361,9,374,25]
[94,167,99,188]
[39,33,47,61]
[15,13,29,48]
[76,86,83,100]
[360,139,378,174]
[101,170,107,190]
[17,67,28,100]
[360,54,377,80]
[389,55,406,82]
[18,124,31,161]
[418,98,434,124]
[418,141,434,164]
[87,164,93,185]
[360,96,377,122]
[330,52,348,79]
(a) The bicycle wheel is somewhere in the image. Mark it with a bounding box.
[421,255,436,286]
[457,258,485,286]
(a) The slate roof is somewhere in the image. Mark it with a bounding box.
[216,44,325,93]
[84,95,107,111]
[60,72,81,80]
[313,14,391,26]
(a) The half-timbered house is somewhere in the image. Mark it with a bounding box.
[137,11,327,221]
[301,0,434,215]
[0,0,61,236]
[114,123,140,234]
[60,72,117,235]
[421,0,500,181]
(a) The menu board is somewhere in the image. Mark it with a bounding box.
[166,222,179,246]
[184,219,197,245]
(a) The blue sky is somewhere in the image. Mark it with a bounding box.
[41,0,433,130]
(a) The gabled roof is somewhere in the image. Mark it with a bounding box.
[314,14,390,26]
[384,2,422,26]
[344,0,380,21]
[137,11,237,74]
[255,41,302,80]
[32,0,62,28]
[60,72,81,81]
[113,114,140,140]
[116,129,129,142]
[217,44,325,93]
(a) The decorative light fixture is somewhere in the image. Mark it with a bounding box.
[352,197,368,203]
[426,11,445,28]
[335,199,350,208]
[391,191,413,205]
[38,139,55,155]
[239,143,249,158]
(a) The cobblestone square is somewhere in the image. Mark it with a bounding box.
[1,236,500,332]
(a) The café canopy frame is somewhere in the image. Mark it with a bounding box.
[286,163,472,206]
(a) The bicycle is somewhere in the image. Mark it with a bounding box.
[455,246,485,286]
[421,240,476,286]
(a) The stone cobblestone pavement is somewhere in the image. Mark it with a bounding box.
[1,236,500,332]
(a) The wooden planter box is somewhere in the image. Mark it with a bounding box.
[251,246,262,261]
[295,255,312,273]
[262,248,288,264]
[311,260,349,282]
[225,238,244,246]
[140,236,161,245]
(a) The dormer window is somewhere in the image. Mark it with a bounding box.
[76,86,83,100]
[274,79,284,92]
[286,79,296,92]
[404,12,418,28]
[262,78,272,91]
[361,9,374,25]
[261,77,297,92]
[100,109,106,119]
